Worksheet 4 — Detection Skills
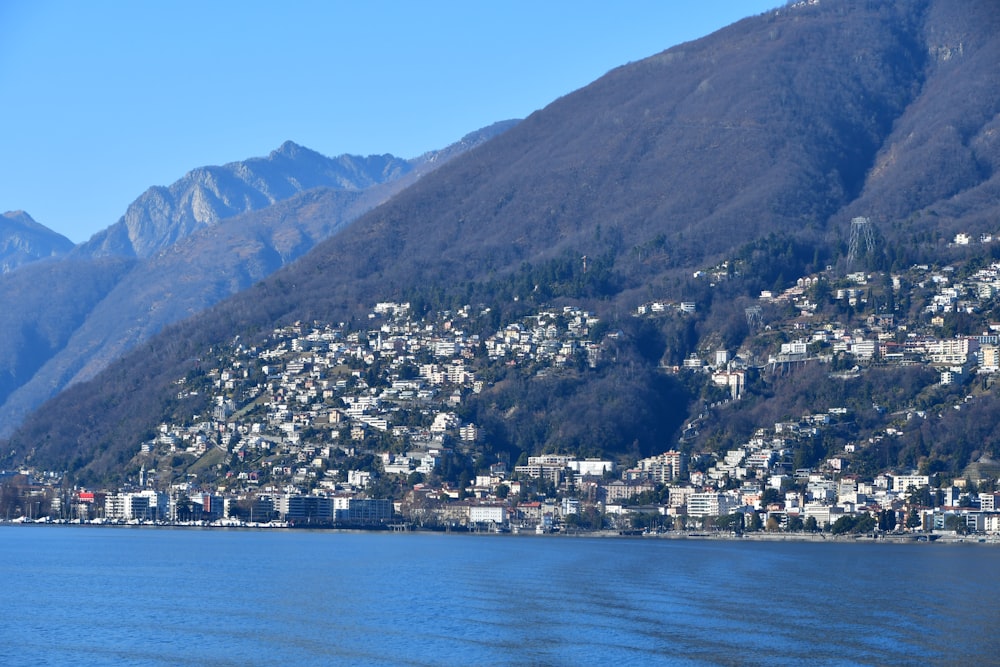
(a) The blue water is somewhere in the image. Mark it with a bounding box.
[2,527,998,666]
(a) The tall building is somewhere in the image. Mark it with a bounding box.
[687,492,737,517]
[637,450,687,483]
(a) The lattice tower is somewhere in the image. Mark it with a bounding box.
[848,216,877,267]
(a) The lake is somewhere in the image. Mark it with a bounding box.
[2,526,998,666]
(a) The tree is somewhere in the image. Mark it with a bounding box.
[630,512,662,532]
[174,495,199,522]
[906,484,933,508]
[854,514,876,534]
[760,487,782,507]
[715,512,744,534]
[943,514,968,535]
[804,516,819,532]
[564,506,603,531]
[831,515,856,534]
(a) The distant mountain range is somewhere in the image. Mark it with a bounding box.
[73,142,412,259]
[7,0,1000,478]
[0,211,74,273]
[0,121,516,436]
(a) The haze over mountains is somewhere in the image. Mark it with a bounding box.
[0,211,74,273]
[6,0,1000,478]
[0,121,516,437]
[73,142,413,260]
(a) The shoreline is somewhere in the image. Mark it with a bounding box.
[3,520,996,545]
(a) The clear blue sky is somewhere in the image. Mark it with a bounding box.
[1,1,776,243]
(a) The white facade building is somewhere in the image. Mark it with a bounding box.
[469,505,507,524]
[687,492,738,517]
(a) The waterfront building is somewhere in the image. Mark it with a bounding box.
[687,492,738,518]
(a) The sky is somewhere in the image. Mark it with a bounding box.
[1,1,777,243]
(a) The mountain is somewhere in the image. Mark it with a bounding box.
[0,211,74,273]
[74,121,519,261]
[73,143,413,259]
[0,121,517,437]
[0,257,134,413]
[8,0,1000,480]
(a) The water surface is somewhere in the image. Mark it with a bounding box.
[2,527,996,666]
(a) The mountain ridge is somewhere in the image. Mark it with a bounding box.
[0,211,74,273]
[72,147,414,259]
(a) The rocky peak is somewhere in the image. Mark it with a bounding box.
[0,211,74,273]
[73,144,414,260]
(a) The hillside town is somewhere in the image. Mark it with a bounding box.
[7,252,1000,540]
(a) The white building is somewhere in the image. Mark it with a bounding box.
[430,412,459,433]
[469,505,507,525]
[780,341,808,356]
[802,502,845,528]
[104,490,169,521]
[687,492,738,517]
[638,451,686,482]
[711,370,746,400]
[891,474,930,493]
[927,338,975,365]
[569,459,615,477]
[979,345,1000,373]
